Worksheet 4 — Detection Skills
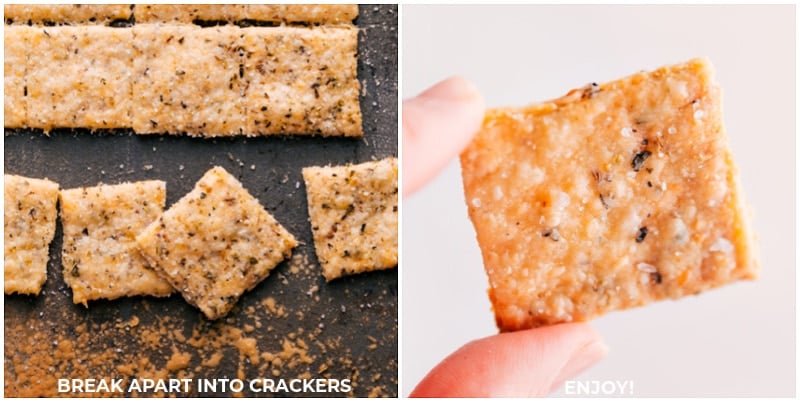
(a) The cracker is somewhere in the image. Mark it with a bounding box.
[243,26,362,136]
[461,58,759,331]
[4,26,29,128]
[303,158,398,281]
[4,175,59,295]
[3,4,132,25]
[26,26,134,132]
[246,5,358,24]
[131,24,245,136]
[60,181,174,305]
[134,5,247,24]
[134,5,357,24]
[135,167,298,320]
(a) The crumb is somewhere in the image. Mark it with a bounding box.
[166,348,192,371]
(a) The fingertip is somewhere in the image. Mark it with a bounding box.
[410,323,607,397]
[403,76,485,196]
[418,76,484,107]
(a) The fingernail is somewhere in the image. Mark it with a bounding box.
[550,340,609,393]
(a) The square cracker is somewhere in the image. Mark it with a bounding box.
[461,58,759,331]
[3,4,132,25]
[303,158,398,281]
[243,26,362,136]
[136,166,298,320]
[4,175,60,295]
[4,26,30,128]
[60,181,174,305]
[131,24,245,136]
[26,26,134,131]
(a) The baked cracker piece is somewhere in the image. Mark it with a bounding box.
[461,58,759,331]
[136,167,298,320]
[134,4,357,24]
[246,5,358,24]
[26,26,134,132]
[131,24,245,136]
[303,158,398,281]
[60,181,174,305]
[4,4,132,25]
[243,26,362,136]
[4,175,59,295]
[4,25,30,128]
[134,5,247,24]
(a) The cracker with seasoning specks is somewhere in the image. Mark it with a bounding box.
[303,158,398,281]
[245,4,358,24]
[133,4,248,24]
[4,175,60,295]
[4,26,30,128]
[60,181,174,305]
[26,26,134,132]
[131,24,245,136]
[134,4,357,25]
[461,58,759,331]
[243,26,362,136]
[135,166,298,320]
[3,4,132,25]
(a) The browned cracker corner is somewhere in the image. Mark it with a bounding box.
[461,58,759,331]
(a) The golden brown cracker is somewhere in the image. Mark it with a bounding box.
[461,58,759,331]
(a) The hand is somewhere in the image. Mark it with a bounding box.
[403,77,609,397]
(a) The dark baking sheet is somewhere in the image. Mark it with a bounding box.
[3,5,397,398]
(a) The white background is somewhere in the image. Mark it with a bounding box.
[402,5,795,397]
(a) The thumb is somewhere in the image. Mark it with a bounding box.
[403,76,485,196]
[410,323,608,397]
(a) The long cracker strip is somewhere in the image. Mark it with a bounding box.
[60,181,174,305]
[26,26,134,132]
[461,58,759,331]
[243,26,362,136]
[6,24,361,136]
[3,4,132,25]
[134,4,357,25]
[131,24,245,136]
[4,175,60,295]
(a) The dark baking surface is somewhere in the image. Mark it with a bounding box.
[3,5,397,398]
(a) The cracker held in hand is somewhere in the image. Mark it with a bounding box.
[136,166,298,320]
[60,181,173,305]
[4,175,60,295]
[303,157,398,281]
[461,58,759,331]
